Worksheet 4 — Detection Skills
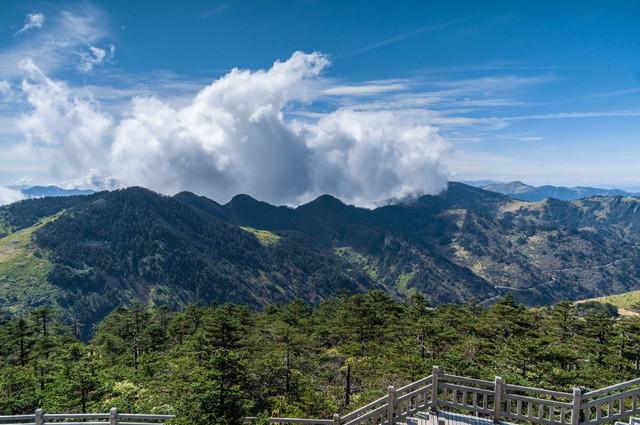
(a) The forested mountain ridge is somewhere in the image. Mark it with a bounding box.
[180,183,640,305]
[2,183,640,334]
[32,188,375,333]
[0,189,376,336]
[0,196,86,237]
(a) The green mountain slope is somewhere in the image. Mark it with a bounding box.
[0,213,62,313]
[0,195,86,237]
[25,188,375,335]
[180,182,640,306]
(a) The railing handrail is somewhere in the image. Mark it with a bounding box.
[0,416,35,421]
[440,373,494,388]
[44,414,111,420]
[396,374,432,393]
[503,383,574,398]
[583,377,640,399]
[0,410,174,425]
[339,395,389,423]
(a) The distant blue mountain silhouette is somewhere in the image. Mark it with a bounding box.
[476,181,638,201]
[18,185,95,198]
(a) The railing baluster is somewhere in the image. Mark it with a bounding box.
[387,386,395,425]
[35,409,43,425]
[494,376,503,423]
[571,388,581,425]
[431,366,439,412]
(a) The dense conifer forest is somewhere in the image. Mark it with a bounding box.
[0,292,638,425]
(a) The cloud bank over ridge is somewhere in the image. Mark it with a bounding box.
[16,51,450,206]
[0,186,25,206]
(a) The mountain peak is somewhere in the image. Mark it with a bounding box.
[441,182,510,204]
[102,186,162,200]
[306,194,345,207]
[297,194,350,215]
[227,193,260,205]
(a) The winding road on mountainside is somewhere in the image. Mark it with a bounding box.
[477,257,634,305]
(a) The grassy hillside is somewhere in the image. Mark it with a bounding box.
[577,290,640,316]
[240,226,281,246]
[0,195,86,237]
[0,213,63,314]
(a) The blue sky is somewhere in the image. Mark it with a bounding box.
[0,1,639,205]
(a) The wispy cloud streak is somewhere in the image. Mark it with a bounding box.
[15,13,45,35]
[0,5,112,78]
[339,16,471,58]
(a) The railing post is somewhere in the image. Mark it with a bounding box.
[333,413,340,425]
[110,407,118,425]
[572,388,582,425]
[493,376,503,423]
[387,386,396,425]
[431,366,440,412]
[35,409,43,425]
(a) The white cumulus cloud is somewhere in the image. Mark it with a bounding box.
[16,13,45,36]
[0,186,25,206]
[17,59,113,182]
[305,109,449,205]
[111,51,328,203]
[15,52,450,206]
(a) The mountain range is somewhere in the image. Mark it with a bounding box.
[476,181,638,202]
[10,185,95,198]
[2,183,640,337]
